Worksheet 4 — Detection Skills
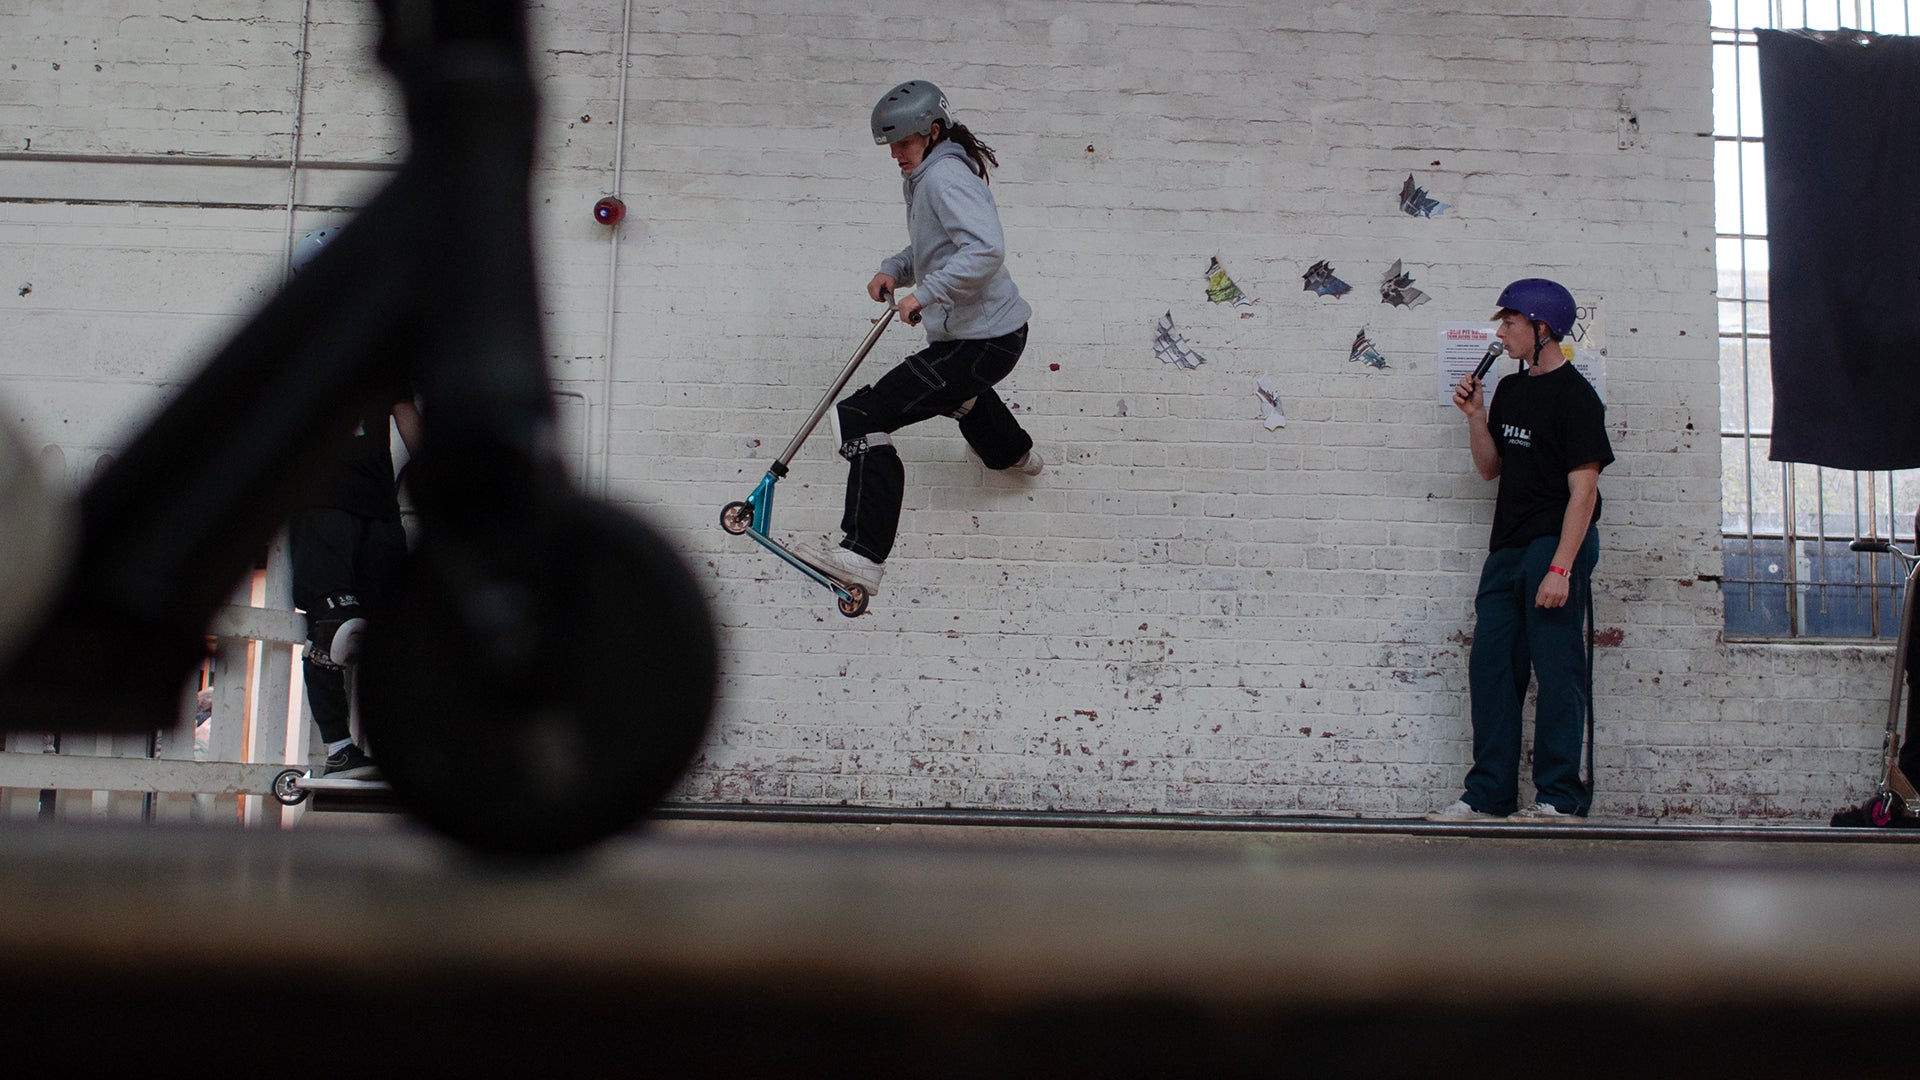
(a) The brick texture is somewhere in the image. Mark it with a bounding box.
[0,1,1886,822]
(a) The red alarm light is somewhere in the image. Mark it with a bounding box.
[593,196,627,226]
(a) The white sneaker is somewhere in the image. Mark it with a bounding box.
[1513,801,1583,823]
[1424,799,1500,823]
[966,447,1045,476]
[793,543,884,594]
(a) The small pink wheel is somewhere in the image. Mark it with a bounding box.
[1870,792,1904,827]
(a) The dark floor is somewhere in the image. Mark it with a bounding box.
[3,814,1919,1076]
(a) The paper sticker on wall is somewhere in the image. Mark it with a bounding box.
[1379,259,1430,309]
[1302,260,1351,298]
[1435,323,1498,404]
[1399,174,1450,218]
[1205,252,1257,309]
[1349,328,1389,369]
[1255,374,1287,429]
[1154,310,1207,370]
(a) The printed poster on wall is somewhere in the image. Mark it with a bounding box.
[1434,323,1606,406]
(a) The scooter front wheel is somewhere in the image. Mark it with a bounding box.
[1870,791,1905,827]
[719,501,753,536]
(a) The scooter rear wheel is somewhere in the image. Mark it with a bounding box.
[1870,791,1905,827]
[837,583,869,618]
[719,500,753,536]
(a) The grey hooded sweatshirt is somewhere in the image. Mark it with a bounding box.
[879,139,1032,343]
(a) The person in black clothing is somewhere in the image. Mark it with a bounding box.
[1428,278,1613,823]
[287,227,420,778]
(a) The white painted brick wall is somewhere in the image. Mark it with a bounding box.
[0,0,1893,822]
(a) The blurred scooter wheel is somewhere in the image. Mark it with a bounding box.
[358,495,716,856]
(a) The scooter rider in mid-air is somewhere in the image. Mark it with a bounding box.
[796,80,1043,596]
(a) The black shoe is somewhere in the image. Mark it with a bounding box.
[322,744,381,780]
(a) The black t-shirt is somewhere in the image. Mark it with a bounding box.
[1486,363,1612,552]
[309,384,411,520]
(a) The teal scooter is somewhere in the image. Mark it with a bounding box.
[720,297,911,618]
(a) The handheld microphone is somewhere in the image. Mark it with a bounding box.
[1470,339,1503,382]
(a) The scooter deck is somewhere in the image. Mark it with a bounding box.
[296,775,392,794]
[782,539,866,592]
[762,533,872,615]
[724,500,871,616]
[280,771,406,815]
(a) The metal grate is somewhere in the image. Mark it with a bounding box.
[1711,0,1918,640]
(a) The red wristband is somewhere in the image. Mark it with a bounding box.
[1548,565,1570,577]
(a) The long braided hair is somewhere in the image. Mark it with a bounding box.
[932,121,1000,184]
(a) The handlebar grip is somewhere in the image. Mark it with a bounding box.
[1850,538,1893,554]
[878,288,921,324]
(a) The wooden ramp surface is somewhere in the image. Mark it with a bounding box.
[2,817,1917,1077]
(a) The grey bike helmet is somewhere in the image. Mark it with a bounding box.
[871,80,951,145]
[290,226,342,274]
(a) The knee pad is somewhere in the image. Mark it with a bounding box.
[304,590,368,670]
[834,389,898,460]
[830,395,853,451]
[837,430,894,462]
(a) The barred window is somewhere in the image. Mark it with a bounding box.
[1712,0,1919,640]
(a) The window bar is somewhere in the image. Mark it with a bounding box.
[1815,465,1829,619]
[1901,467,1913,641]
[1881,469,1893,638]
[1857,469,1875,635]
[1784,459,1801,633]
[1734,25,1759,611]
[1741,364,1757,611]
[1883,469,1898,638]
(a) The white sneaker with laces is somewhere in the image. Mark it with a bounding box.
[793,543,884,594]
[1513,801,1583,823]
[1424,799,1500,823]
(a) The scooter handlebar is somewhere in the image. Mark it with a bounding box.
[878,288,921,325]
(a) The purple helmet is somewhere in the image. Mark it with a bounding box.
[1494,278,1576,338]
